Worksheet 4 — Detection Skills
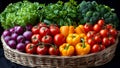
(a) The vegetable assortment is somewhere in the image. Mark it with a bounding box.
[1,0,119,56]
[0,0,119,29]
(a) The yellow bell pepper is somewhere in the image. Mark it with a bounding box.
[66,33,81,46]
[75,38,90,55]
[59,43,74,56]
[60,26,74,37]
[75,25,85,34]
[79,33,87,42]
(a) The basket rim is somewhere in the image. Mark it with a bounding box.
[1,35,119,58]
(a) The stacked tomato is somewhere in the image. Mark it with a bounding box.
[85,19,117,53]
[26,23,66,55]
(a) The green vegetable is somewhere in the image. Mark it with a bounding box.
[77,1,119,27]
[41,0,78,26]
[0,1,44,29]
[0,0,119,29]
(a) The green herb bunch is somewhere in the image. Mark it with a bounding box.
[41,0,78,26]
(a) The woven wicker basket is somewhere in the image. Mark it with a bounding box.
[1,34,119,68]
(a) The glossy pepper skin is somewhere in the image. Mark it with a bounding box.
[60,26,74,37]
[75,38,90,55]
[59,43,74,56]
[66,33,81,46]
[75,25,85,34]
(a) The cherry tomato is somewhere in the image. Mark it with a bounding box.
[38,22,47,28]
[49,24,60,36]
[25,43,37,54]
[32,26,39,34]
[86,31,95,38]
[100,44,106,51]
[94,34,102,43]
[91,44,101,53]
[41,35,53,44]
[39,27,50,37]
[87,38,95,47]
[109,36,116,45]
[36,45,48,55]
[49,46,59,55]
[31,34,41,44]
[109,28,117,38]
[97,19,104,26]
[102,37,110,47]
[100,29,108,37]
[106,24,113,30]
[54,34,66,47]
[93,24,101,32]
[83,23,93,33]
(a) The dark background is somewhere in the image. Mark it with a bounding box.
[0,0,120,68]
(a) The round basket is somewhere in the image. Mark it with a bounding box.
[1,35,119,68]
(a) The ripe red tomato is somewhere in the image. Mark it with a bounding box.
[106,24,113,30]
[109,28,117,38]
[86,31,95,38]
[25,43,37,54]
[100,29,108,37]
[49,24,60,36]
[38,22,47,28]
[39,27,50,37]
[100,44,106,51]
[32,26,39,34]
[41,35,53,44]
[93,24,101,32]
[91,44,101,53]
[97,19,104,26]
[109,36,116,45]
[54,34,66,47]
[102,37,110,47]
[87,38,95,47]
[83,23,93,33]
[49,46,59,55]
[31,34,41,44]
[94,34,102,43]
[36,45,48,55]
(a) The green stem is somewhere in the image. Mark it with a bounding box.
[64,44,70,50]
[81,38,86,48]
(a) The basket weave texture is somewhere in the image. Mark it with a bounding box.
[1,35,119,68]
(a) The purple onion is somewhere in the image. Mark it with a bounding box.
[9,28,15,33]
[17,35,25,43]
[4,36,11,43]
[15,26,24,34]
[11,33,18,40]
[23,31,32,40]
[2,30,11,37]
[8,40,16,49]
[26,24,33,31]
[16,43,26,52]
[25,40,30,45]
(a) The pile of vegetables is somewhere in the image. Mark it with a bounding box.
[2,20,118,56]
[0,0,119,29]
[0,0,119,56]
